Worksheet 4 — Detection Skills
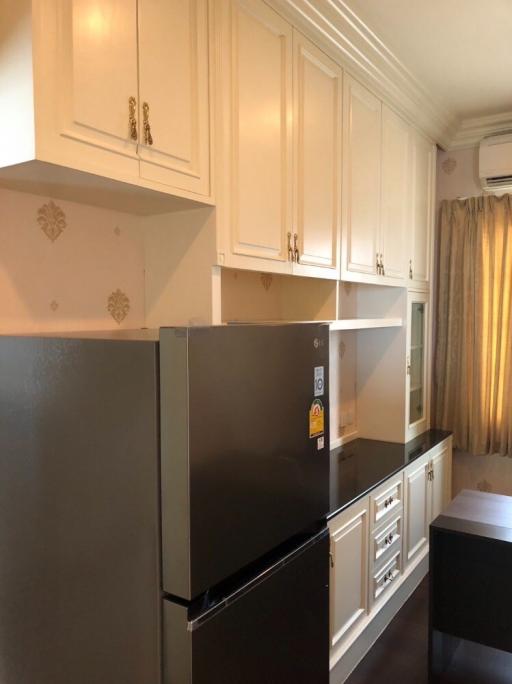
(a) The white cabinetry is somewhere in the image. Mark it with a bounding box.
[430,443,452,521]
[368,475,403,608]
[404,440,452,570]
[292,31,342,278]
[406,290,430,440]
[403,453,430,567]
[330,436,452,670]
[329,498,369,651]
[56,0,139,169]
[409,130,436,289]
[380,105,410,281]
[215,0,342,278]
[342,77,411,286]
[137,0,210,195]
[215,0,293,272]
[0,0,211,208]
[341,76,381,279]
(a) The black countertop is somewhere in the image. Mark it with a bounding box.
[328,429,452,520]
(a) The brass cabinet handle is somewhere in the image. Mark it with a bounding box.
[376,252,381,275]
[287,232,293,261]
[380,254,385,276]
[293,233,300,263]
[142,101,153,146]
[409,259,413,279]
[128,96,138,141]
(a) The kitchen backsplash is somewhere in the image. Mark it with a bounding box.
[0,187,145,332]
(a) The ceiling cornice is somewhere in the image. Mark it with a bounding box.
[448,111,512,150]
[269,0,460,148]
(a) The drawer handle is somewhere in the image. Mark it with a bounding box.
[384,533,394,546]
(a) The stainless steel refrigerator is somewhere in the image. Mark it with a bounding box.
[0,324,330,684]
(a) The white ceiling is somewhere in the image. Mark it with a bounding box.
[344,0,512,121]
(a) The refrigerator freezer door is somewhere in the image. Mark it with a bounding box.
[163,529,329,684]
[0,336,161,684]
[160,324,330,600]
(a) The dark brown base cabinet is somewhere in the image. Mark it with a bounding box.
[429,489,512,683]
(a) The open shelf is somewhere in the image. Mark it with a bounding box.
[329,318,403,331]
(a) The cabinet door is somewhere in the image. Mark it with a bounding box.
[430,445,452,522]
[406,291,430,440]
[56,0,139,169]
[138,0,210,197]
[341,76,381,279]
[292,32,342,279]
[380,106,409,282]
[410,131,435,287]
[330,499,369,651]
[404,455,429,568]
[220,0,293,270]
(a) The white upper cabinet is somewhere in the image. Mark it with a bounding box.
[409,130,435,289]
[215,0,293,272]
[341,78,436,289]
[0,0,211,208]
[406,290,430,441]
[292,31,342,279]
[342,75,381,280]
[137,0,210,195]
[215,0,342,277]
[58,0,139,162]
[380,105,410,282]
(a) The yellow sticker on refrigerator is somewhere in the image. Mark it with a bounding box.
[309,399,324,438]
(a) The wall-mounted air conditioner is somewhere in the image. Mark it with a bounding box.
[479,133,512,192]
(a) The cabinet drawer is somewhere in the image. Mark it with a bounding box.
[372,551,401,603]
[371,477,403,529]
[372,515,401,568]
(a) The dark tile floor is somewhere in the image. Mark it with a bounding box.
[345,576,512,684]
[346,577,430,684]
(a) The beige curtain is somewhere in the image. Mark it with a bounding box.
[434,194,512,456]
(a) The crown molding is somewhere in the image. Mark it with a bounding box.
[448,111,512,150]
[268,0,459,148]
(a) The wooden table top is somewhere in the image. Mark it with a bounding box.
[431,489,512,543]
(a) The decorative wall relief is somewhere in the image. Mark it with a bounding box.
[260,273,273,291]
[476,479,492,492]
[37,200,67,242]
[50,300,59,312]
[107,289,131,324]
[441,157,457,175]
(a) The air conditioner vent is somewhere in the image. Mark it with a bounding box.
[486,175,512,187]
[479,134,512,192]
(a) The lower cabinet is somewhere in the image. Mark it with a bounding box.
[329,498,369,650]
[403,453,430,567]
[404,440,452,570]
[329,436,452,668]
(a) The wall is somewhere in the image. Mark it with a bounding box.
[0,187,145,332]
[436,146,482,202]
[436,147,512,497]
